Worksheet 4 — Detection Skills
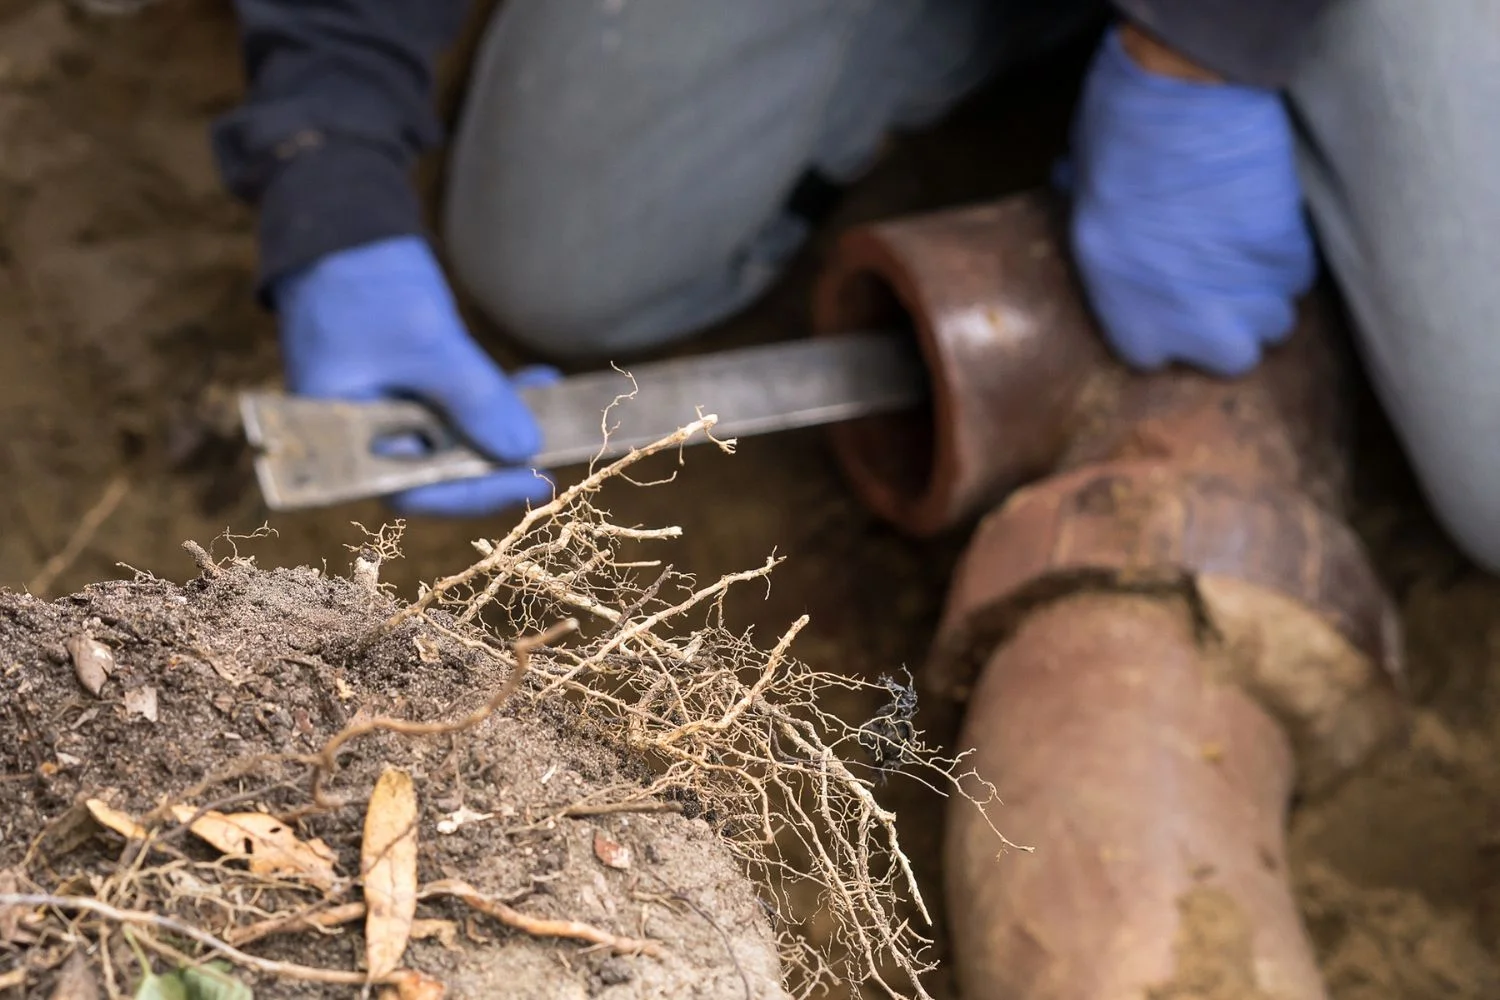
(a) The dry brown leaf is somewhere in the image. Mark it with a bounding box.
[389,970,446,1000]
[122,685,158,723]
[66,635,113,697]
[83,800,147,840]
[362,768,419,979]
[171,805,338,890]
[592,830,632,870]
[48,951,99,1000]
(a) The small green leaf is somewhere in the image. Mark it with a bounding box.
[181,962,253,1000]
[133,971,189,1000]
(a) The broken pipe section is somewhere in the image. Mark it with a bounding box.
[813,191,1410,999]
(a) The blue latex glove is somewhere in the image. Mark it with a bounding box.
[1064,27,1317,377]
[272,235,555,517]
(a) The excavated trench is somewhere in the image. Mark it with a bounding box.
[0,2,1497,998]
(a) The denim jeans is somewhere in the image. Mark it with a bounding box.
[442,0,1500,569]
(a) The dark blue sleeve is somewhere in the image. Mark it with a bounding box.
[213,0,472,298]
[1111,0,1337,88]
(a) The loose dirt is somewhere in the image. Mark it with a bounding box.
[1148,888,1281,1000]
[0,555,787,998]
[1,2,1498,999]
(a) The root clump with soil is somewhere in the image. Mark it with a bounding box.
[0,420,1006,999]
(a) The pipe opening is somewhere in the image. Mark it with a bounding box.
[829,270,936,513]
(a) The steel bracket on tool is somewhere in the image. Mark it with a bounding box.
[239,332,927,511]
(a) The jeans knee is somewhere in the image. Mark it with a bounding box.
[445,200,798,362]
[451,260,593,360]
[443,212,638,360]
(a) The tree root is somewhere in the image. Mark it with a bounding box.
[421,880,665,958]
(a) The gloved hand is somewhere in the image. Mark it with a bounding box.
[272,235,555,517]
[1063,26,1317,377]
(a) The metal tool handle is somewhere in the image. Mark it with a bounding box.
[240,332,926,510]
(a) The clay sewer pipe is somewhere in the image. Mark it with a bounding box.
[812,189,1411,999]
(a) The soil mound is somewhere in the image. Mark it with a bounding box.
[0,554,786,998]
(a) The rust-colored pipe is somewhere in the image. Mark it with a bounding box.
[813,194,1110,537]
[812,190,1409,998]
[947,592,1320,997]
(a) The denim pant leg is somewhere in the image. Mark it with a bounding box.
[1287,0,1500,569]
[441,0,1096,361]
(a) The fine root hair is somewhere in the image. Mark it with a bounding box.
[377,413,1020,998]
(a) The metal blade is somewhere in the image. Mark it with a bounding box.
[239,330,926,511]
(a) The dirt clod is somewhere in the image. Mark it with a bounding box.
[1148,888,1277,1000]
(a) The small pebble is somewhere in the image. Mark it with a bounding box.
[596,959,632,986]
